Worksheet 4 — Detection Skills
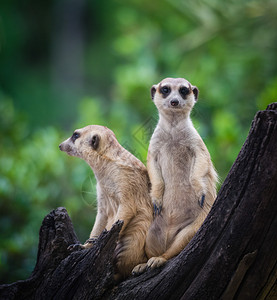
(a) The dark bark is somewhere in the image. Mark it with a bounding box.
[1,103,277,300]
[0,208,122,300]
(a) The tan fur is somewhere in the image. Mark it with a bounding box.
[59,125,153,280]
[133,78,217,274]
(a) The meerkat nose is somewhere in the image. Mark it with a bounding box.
[59,144,62,151]
[170,99,179,106]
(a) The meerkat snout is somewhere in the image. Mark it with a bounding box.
[170,99,179,107]
[59,142,66,152]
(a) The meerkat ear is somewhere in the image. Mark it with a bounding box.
[151,85,157,100]
[91,134,100,150]
[192,86,199,101]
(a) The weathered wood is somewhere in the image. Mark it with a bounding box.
[0,103,276,300]
[0,208,123,300]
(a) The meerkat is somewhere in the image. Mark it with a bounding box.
[59,125,153,280]
[133,77,217,274]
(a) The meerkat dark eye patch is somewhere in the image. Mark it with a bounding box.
[91,134,100,150]
[160,86,171,97]
[179,86,190,98]
[71,132,80,142]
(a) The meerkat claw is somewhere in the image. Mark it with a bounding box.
[158,205,162,215]
[84,237,98,245]
[153,204,157,216]
[153,203,162,216]
[199,194,205,208]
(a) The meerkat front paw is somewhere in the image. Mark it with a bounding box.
[67,243,85,252]
[82,237,98,248]
[68,237,98,252]
[152,198,162,216]
[85,237,98,245]
[147,256,167,269]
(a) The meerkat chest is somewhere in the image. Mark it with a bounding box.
[155,130,194,162]
[152,129,196,183]
[97,177,121,209]
[100,178,116,195]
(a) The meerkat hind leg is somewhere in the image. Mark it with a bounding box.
[132,257,166,276]
[132,257,166,275]
[147,256,167,268]
[145,221,200,270]
[161,222,199,261]
[132,263,148,276]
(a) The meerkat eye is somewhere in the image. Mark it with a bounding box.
[160,86,171,95]
[179,86,190,97]
[71,132,80,142]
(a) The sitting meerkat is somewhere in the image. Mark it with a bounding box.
[59,125,153,280]
[133,77,217,274]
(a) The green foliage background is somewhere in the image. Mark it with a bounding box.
[0,0,276,283]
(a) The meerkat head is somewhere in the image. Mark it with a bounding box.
[151,78,199,115]
[59,125,118,164]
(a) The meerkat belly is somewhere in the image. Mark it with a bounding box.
[146,143,200,256]
[159,143,196,199]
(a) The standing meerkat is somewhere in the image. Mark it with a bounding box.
[133,77,217,274]
[59,125,153,280]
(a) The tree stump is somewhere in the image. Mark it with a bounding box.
[1,103,276,300]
